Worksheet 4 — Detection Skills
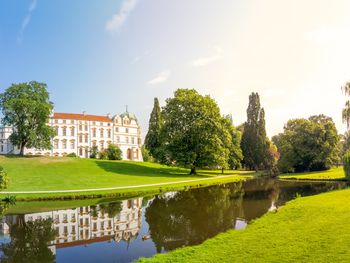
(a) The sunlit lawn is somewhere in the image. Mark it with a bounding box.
[280,167,345,181]
[0,156,251,200]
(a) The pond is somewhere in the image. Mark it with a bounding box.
[0,178,348,262]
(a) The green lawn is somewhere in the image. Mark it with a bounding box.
[138,188,350,263]
[280,167,346,181]
[0,156,251,200]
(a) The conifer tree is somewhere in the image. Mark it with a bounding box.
[145,97,163,160]
[241,92,270,171]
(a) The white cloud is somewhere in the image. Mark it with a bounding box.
[106,0,138,33]
[148,70,171,85]
[191,46,223,67]
[17,0,37,45]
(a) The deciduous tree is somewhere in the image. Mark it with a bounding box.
[0,81,55,155]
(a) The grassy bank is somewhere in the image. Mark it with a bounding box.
[280,167,346,181]
[0,156,251,200]
[138,188,350,263]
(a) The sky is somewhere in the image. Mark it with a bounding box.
[1,0,350,137]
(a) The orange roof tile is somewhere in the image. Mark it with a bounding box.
[53,112,112,122]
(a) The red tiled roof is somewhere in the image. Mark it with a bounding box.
[53,113,112,122]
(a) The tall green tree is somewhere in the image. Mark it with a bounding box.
[145,97,163,161]
[241,92,270,171]
[273,115,340,173]
[0,81,55,155]
[342,81,350,129]
[161,89,234,174]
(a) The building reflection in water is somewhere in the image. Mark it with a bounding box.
[0,198,143,258]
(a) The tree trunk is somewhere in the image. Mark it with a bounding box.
[190,166,197,175]
[19,143,25,156]
[222,168,224,174]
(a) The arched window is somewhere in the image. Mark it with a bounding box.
[100,128,104,138]
[62,127,67,136]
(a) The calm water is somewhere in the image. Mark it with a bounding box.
[0,178,347,263]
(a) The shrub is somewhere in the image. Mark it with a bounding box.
[99,149,108,160]
[0,166,9,189]
[66,152,77,157]
[90,145,99,159]
[106,144,122,160]
[343,150,350,179]
[141,145,153,162]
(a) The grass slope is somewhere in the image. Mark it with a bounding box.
[280,167,345,181]
[138,188,350,263]
[0,156,251,200]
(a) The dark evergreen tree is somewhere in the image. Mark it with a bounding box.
[241,92,270,171]
[145,97,163,161]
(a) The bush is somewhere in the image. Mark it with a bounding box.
[0,166,9,189]
[343,150,350,179]
[141,145,153,162]
[66,152,77,157]
[99,149,108,160]
[90,145,99,159]
[106,144,122,160]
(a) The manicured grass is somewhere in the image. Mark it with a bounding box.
[138,188,350,263]
[0,156,251,200]
[280,167,346,181]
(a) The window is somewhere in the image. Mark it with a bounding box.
[55,126,59,135]
[70,127,75,136]
[126,137,129,144]
[125,128,129,133]
[107,129,111,138]
[63,120,66,124]
[100,141,104,150]
[100,129,104,137]
[85,134,88,143]
[116,136,120,143]
[79,124,82,131]
[85,125,88,131]
[55,119,58,124]
[93,121,96,125]
[0,145,3,152]
[79,148,83,156]
[70,140,75,149]
[62,127,67,136]
[79,134,83,143]
[92,128,96,137]
[62,140,67,149]
[100,122,103,126]
[54,140,59,149]
[115,127,119,132]
[92,140,96,146]
[71,120,74,124]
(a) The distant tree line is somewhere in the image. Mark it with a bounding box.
[145,89,343,176]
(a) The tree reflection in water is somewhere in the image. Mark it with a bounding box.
[0,216,56,263]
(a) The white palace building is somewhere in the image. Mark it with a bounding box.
[0,111,143,161]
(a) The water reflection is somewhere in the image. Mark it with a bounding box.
[0,179,347,262]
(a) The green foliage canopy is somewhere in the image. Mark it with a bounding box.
[0,81,55,155]
[273,115,340,173]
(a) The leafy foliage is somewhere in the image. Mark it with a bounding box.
[160,89,241,174]
[141,145,153,162]
[89,145,99,159]
[66,152,77,157]
[241,92,275,172]
[106,144,122,160]
[145,98,163,161]
[0,166,9,189]
[0,81,55,155]
[343,151,350,179]
[273,115,340,173]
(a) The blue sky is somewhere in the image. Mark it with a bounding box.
[1,0,350,137]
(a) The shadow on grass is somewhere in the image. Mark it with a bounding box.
[95,160,203,178]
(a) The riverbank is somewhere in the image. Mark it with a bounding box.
[0,156,252,200]
[280,167,346,181]
[138,187,350,262]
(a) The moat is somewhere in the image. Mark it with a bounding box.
[0,178,348,263]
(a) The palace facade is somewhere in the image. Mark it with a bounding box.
[0,111,143,161]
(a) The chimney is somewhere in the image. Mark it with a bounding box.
[82,111,86,116]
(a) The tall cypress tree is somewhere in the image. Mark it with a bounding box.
[241,92,268,171]
[145,97,163,160]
